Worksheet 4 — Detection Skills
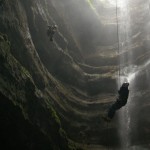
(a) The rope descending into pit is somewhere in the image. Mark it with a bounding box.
[116,0,121,86]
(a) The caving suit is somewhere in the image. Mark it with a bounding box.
[108,86,129,119]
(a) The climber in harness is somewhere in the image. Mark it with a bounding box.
[47,25,58,41]
[102,82,129,122]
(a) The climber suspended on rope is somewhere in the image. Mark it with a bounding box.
[102,82,129,122]
[47,25,58,42]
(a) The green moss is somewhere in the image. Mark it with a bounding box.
[20,66,32,78]
[0,32,35,108]
[59,127,67,139]
[0,35,10,56]
[68,139,79,150]
[51,106,61,125]
[0,33,32,79]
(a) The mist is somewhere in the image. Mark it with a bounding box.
[0,0,150,149]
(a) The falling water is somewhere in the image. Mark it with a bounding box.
[117,0,150,149]
[91,0,150,149]
[116,0,133,148]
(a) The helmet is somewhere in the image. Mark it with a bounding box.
[122,82,129,87]
[53,25,57,29]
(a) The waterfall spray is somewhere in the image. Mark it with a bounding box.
[116,0,132,149]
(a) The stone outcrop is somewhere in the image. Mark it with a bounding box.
[0,0,150,149]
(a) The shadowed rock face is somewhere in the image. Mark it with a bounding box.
[0,0,150,149]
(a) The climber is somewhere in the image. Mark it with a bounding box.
[102,82,129,122]
[47,25,58,42]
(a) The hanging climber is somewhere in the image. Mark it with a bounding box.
[102,82,129,122]
[47,25,58,42]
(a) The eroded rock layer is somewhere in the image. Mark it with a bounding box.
[0,0,150,149]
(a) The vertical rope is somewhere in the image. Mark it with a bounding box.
[107,122,109,150]
[116,0,120,86]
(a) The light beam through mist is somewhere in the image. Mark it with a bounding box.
[117,0,150,149]
[116,0,133,149]
[96,0,126,8]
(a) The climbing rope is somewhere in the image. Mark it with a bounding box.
[115,0,121,86]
